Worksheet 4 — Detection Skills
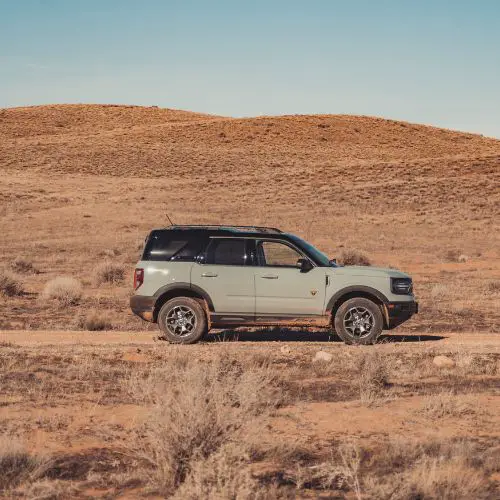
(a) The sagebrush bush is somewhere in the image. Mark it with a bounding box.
[129,353,282,496]
[77,311,112,331]
[0,272,24,297]
[10,257,38,275]
[339,249,371,266]
[419,392,475,419]
[0,438,44,491]
[172,443,260,500]
[357,352,390,404]
[444,249,461,262]
[42,277,82,306]
[93,261,125,286]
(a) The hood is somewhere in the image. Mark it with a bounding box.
[331,265,411,279]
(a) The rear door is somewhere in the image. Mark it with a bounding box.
[254,239,327,317]
[191,237,255,319]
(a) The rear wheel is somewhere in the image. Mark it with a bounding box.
[334,297,383,345]
[157,297,207,344]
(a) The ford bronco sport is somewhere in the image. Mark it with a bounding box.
[130,225,417,344]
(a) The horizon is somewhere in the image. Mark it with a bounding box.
[1,0,500,138]
[3,102,500,139]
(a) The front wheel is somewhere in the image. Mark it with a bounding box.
[157,297,207,344]
[334,297,383,345]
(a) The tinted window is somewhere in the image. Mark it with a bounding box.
[287,234,331,266]
[205,238,248,266]
[143,231,206,261]
[259,241,302,267]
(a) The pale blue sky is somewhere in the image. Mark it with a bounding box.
[1,0,499,137]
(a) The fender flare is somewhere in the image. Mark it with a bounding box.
[326,285,389,312]
[153,282,215,312]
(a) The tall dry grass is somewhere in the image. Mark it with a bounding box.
[127,352,284,496]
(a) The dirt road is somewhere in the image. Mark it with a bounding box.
[2,330,499,352]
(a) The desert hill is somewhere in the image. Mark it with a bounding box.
[1,104,500,177]
[0,104,499,332]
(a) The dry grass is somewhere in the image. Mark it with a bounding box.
[444,249,462,263]
[77,310,112,331]
[172,443,261,500]
[0,437,46,492]
[419,392,477,419]
[338,249,371,266]
[10,257,39,275]
[0,271,24,297]
[128,353,283,496]
[93,261,125,286]
[357,352,390,405]
[0,342,498,497]
[42,276,82,306]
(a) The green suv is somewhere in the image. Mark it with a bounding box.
[130,225,417,344]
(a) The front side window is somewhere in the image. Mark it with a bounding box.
[205,238,249,266]
[258,241,302,267]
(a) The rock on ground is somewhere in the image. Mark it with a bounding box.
[313,350,334,362]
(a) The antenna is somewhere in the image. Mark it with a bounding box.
[165,211,174,226]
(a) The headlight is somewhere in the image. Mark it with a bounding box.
[391,277,413,295]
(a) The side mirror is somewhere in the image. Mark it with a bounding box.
[296,258,313,273]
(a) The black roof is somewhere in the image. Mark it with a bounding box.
[156,225,284,237]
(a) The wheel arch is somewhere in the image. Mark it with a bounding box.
[153,283,214,323]
[326,286,389,327]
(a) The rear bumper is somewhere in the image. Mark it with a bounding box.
[130,295,155,322]
[385,300,418,329]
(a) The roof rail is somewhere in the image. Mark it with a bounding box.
[166,224,282,234]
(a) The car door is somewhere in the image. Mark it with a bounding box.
[190,237,255,320]
[254,239,327,318]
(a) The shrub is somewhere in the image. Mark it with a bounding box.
[419,392,475,419]
[430,283,450,300]
[10,257,38,274]
[77,311,112,331]
[93,261,125,286]
[0,437,44,491]
[339,249,371,266]
[129,353,282,496]
[42,277,82,306]
[0,272,24,297]
[173,444,259,500]
[357,352,390,404]
[444,249,461,262]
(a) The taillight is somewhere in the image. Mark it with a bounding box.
[134,268,144,290]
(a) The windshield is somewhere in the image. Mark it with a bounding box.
[287,234,332,267]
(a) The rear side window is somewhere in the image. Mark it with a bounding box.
[205,238,249,266]
[142,231,206,262]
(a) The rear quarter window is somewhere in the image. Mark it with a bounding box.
[142,231,206,262]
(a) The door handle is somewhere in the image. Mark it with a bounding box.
[261,274,278,279]
[201,272,218,278]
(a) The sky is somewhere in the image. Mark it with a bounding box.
[1,0,500,137]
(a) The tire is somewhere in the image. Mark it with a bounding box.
[157,297,208,344]
[334,297,383,345]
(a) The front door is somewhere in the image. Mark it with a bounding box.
[191,237,255,319]
[254,240,326,318]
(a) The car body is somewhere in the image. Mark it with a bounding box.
[130,225,418,344]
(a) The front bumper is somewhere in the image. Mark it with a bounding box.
[385,300,418,329]
[130,295,155,322]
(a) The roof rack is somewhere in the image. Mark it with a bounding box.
[166,225,282,234]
